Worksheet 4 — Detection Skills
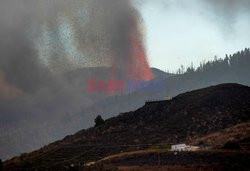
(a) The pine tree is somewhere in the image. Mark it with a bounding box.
[94,115,104,127]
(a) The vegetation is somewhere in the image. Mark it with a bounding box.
[175,48,250,76]
[94,115,105,127]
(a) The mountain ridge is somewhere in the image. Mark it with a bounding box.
[4,83,250,170]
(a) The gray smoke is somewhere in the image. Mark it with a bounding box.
[0,0,138,107]
[142,0,250,33]
[0,0,149,159]
[202,0,250,32]
[204,0,250,13]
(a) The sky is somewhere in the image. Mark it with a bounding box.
[139,0,250,71]
[6,0,249,73]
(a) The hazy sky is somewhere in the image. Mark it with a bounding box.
[139,0,250,71]
[9,0,249,73]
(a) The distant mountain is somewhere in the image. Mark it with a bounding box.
[4,83,250,170]
[151,67,174,80]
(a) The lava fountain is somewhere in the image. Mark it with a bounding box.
[127,14,153,81]
[109,8,153,85]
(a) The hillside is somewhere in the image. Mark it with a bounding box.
[0,66,171,160]
[1,49,250,161]
[4,83,250,170]
[188,121,250,148]
[87,150,250,171]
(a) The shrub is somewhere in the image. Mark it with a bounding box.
[95,115,105,127]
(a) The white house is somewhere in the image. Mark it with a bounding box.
[171,144,187,151]
[171,144,200,151]
[84,161,96,167]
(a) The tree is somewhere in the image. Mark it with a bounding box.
[95,115,104,127]
[0,158,2,171]
[180,65,185,74]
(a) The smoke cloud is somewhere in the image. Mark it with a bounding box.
[0,0,153,107]
[204,0,250,12]
[202,0,250,32]
[0,69,21,99]
[0,0,153,159]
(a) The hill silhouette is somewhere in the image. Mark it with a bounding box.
[1,48,250,161]
[4,83,250,170]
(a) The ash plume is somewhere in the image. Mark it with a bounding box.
[0,0,153,105]
[203,0,250,30]
[204,0,250,13]
[0,0,153,159]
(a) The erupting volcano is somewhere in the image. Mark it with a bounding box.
[0,0,154,97]
[108,4,153,84]
[127,15,153,81]
[108,10,153,95]
[24,0,154,83]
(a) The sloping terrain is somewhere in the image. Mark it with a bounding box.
[87,150,250,171]
[188,121,250,148]
[4,83,250,170]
